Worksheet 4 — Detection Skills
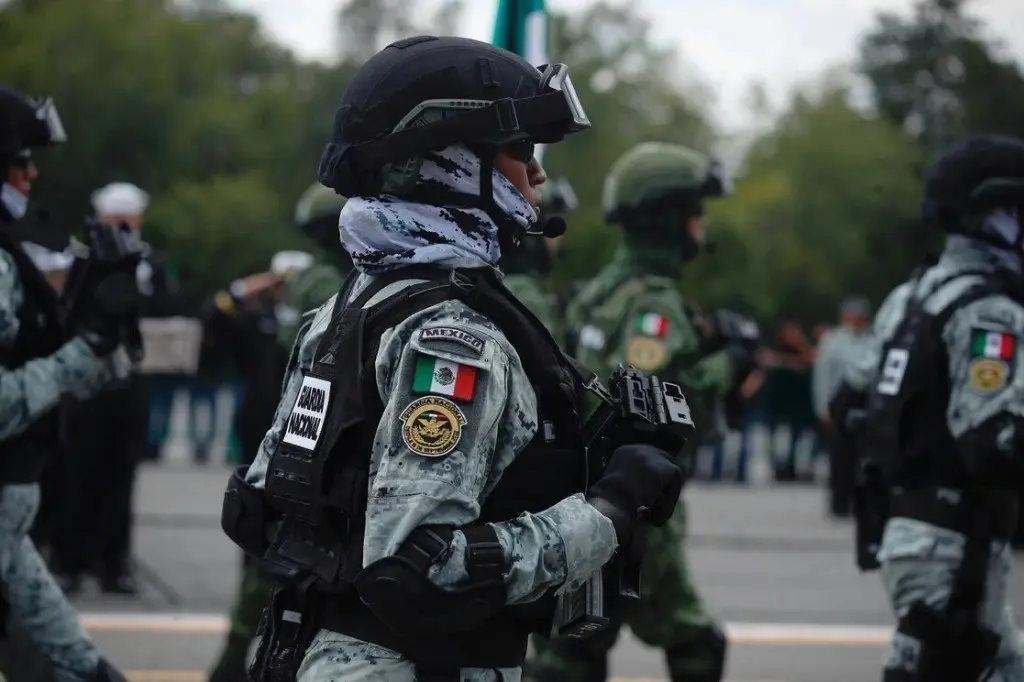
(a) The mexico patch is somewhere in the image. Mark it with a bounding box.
[418,326,485,356]
[625,336,667,371]
[283,375,331,451]
[968,328,1016,393]
[400,395,467,457]
[635,311,669,337]
[412,354,478,401]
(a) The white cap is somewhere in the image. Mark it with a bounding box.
[91,182,150,216]
[21,242,74,273]
[271,250,314,276]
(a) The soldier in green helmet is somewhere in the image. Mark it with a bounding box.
[527,142,761,682]
[501,176,576,340]
[207,183,351,682]
[276,183,353,350]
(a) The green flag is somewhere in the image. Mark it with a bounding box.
[491,0,549,163]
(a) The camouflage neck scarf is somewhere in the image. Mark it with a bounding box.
[338,144,536,275]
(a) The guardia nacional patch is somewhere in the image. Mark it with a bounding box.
[400,395,467,457]
[625,336,667,371]
[968,327,1017,393]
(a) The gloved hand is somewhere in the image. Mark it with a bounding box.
[78,271,141,357]
[587,443,684,545]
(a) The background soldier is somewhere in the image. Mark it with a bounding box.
[534,142,757,682]
[0,84,136,682]
[812,295,872,518]
[501,176,576,340]
[857,135,1024,681]
[276,182,352,350]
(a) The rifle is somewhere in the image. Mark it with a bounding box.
[553,365,696,639]
[60,218,145,361]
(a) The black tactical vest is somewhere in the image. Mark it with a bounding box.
[0,232,66,484]
[863,267,1024,492]
[262,265,588,665]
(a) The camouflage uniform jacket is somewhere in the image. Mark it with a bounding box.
[277,262,348,350]
[244,257,618,681]
[566,246,732,445]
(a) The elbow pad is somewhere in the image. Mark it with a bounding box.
[956,415,1024,488]
[354,524,507,636]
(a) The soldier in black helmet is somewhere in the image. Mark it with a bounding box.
[219,36,689,682]
[842,135,1024,681]
[0,85,138,681]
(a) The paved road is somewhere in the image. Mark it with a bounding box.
[26,462,1024,681]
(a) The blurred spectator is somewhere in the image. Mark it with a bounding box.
[201,251,312,468]
[812,296,871,518]
[758,320,817,481]
[51,182,182,596]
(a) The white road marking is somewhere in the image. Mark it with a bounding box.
[81,612,895,645]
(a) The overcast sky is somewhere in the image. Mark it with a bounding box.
[230,0,1024,131]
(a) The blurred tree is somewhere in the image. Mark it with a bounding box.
[541,0,714,291]
[859,0,1024,150]
[0,0,350,303]
[686,82,927,323]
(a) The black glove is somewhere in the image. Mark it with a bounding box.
[78,271,141,356]
[587,443,685,544]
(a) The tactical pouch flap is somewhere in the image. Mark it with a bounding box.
[222,465,272,556]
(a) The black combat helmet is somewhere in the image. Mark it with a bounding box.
[921,135,1024,233]
[0,85,66,166]
[318,35,590,244]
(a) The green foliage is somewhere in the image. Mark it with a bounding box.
[0,0,1019,332]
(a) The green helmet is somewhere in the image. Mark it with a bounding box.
[294,183,351,271]
[602,142,731,224]
[295,183,347,228]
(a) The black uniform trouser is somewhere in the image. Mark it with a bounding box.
[826,425,855,516]
[51,378,148,578]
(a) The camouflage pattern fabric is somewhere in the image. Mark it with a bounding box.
[528,500,716,682]
[843,280,914,392]
[503,274,561,341]
[868,239,1024,680]
[241,263,618,681]
[879,518,1024,681]
[338,146,535,275]
[0,247,131,682]
[0,251,130,441]
[528,245,728,682]
[277,263,347,351]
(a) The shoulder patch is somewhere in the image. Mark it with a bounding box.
[418,326,485,355]
[625,336,667,371]
[967,327,1016,393]
[411,352,478,401]
[634,311,669,338]
[283,375,331,451]
[400,395,466,457]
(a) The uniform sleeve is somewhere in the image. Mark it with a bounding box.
[943,294,1024,439]
[363,301,617,604]
[811,332,837,419]
[503,275,561,342]
[0,251,130,441]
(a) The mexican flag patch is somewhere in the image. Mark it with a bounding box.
[970,329,1016,361]
[635,312,669,337]
[412,354,478,401]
